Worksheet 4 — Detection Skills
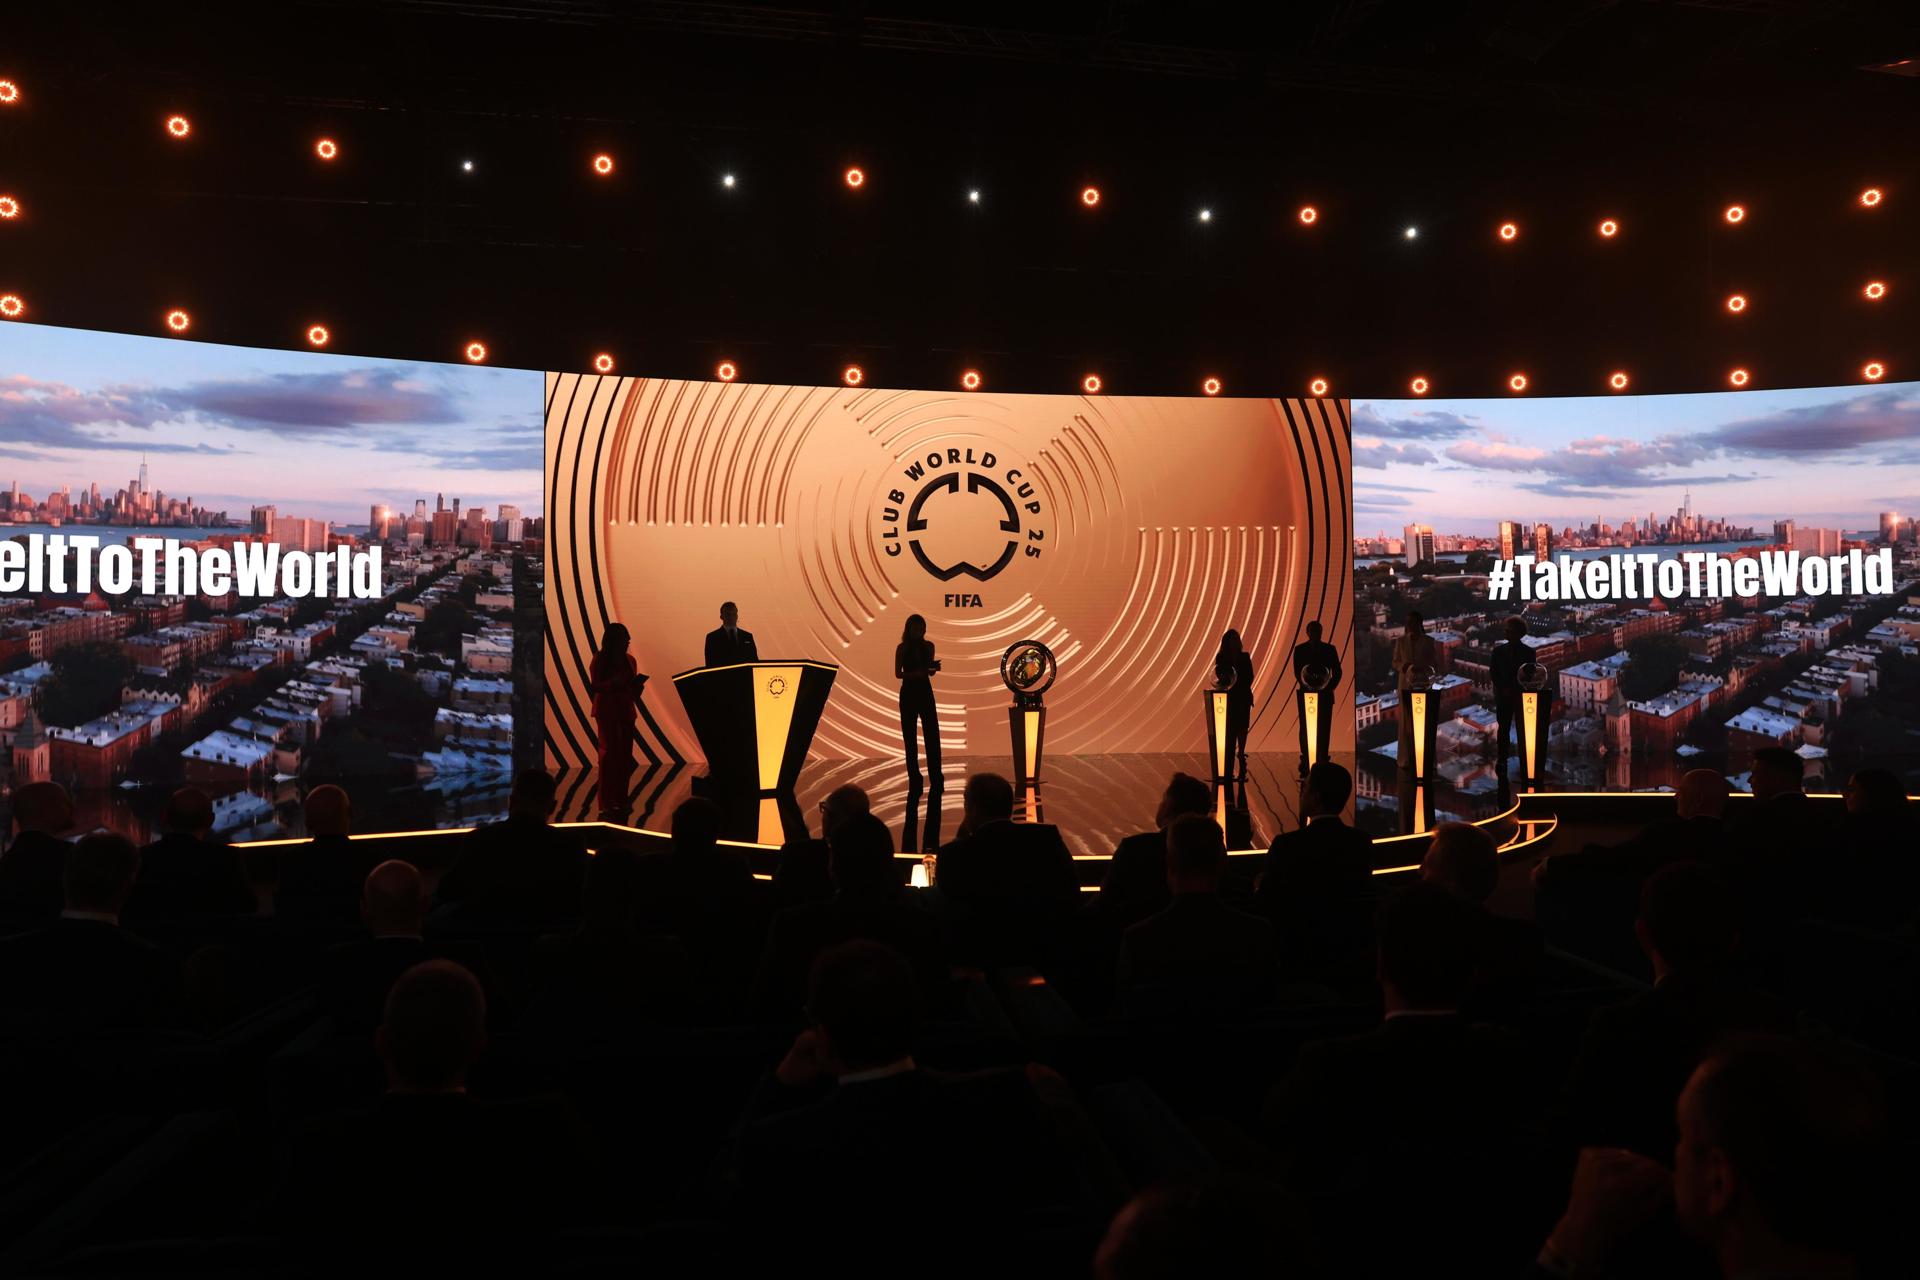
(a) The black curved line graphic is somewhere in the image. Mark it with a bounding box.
[904,471,1021,582]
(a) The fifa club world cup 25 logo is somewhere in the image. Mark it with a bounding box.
[877,445,1047,605]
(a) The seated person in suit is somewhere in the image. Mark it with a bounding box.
[634,796,761,1002]
[1561,860,1789,1161]
[0,831,184,1038]
[1829,766,1918,928]
[1262,882,1545,1275]
[1421,821,1541,1025]
[433,767,588,931]
[274,785,380,930]
[1116,814,1277,1017]
[934,772,1080,967]
[727,940,1087,1269]
[319,860,432,1035]
[1098,771,1213,928]
[0,780,76,929]
[1256,761,1374,986]
[753,812,947,1023]
[1540,1036,1885,1280]
[126,786,254,926]
[1535,767,1731,891]
[703,599,758,667]
[772,783,871,912]
[269,960,587,1251]
[527,846,690,1029]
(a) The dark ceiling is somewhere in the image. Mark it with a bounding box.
[1,0,1917,396]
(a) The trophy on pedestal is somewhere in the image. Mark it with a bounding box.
[1204,660,1238,783]
[1002,639,1057,790]
[1299,663,1334,771]
[1517,661,1552,785]
[1404,663,1438,780]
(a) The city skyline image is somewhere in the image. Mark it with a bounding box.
[1354,381,1920,539]
[0,325,540,526]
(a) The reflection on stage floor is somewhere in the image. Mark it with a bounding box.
[557,751,1536,853]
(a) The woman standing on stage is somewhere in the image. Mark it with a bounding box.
[1215,627,1255,780]
[896,613,943,788]
[589,622,646,818]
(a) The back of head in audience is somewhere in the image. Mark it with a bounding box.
[1747,748,1803,802]
[808,939,918,1075]
[508,767,558,820]
[378,959,487,1093]
[1376,881,1477,1012]
[1095,1176,1321,1280]
[1638,859,1737,979]
[1420,821,1499,904]
[820,784,871,836]
[362,859,426,937]
[1675,1034,1885,1273]
[1164,814,1227,895]
[161,787,215,837]
[65,831,140,918]
[582,845,643,929]
[304,784,353,837]
[669,796,723,855]
[1154,772,1212,830]
[1676,768,1732,821]
[963,772,1015,827]
[1843,767,1908,818]
[1302,761,1353,818]
[13,780,74,836]
[828,813,897,901]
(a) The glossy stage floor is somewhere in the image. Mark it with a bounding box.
[554,751,1535,855]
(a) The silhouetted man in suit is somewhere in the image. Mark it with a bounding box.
[320,860,433,1035]
[1488,615,1530,772]
[1725,747,1823,943]
[1291,620,1342,775]
[704,600,757,667]
[1117,813,1277,1016]
[274,785,381,929]
[433,768,587,931]
[728,940,1085,1271]
[1257,762,1373,986]
[0,831,184,1038]
[754,813,947,1023]
[1263,882,1544,1275]
[127,786,254,926]
[634,796,761,1003]
[935,773,1079,967]
[773,783,871,911]
[1098,771,1213,928]
[270,960,588,1255]
[1536,767,1731,892]
[1422,820,1541,1026]
[0,780,75,929]
[1562,860,1789,1161]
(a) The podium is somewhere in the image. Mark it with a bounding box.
[1517,686,1553,785]
[671,660,837,793]
[1204,689,1234,781]
[1296,688,1335,770]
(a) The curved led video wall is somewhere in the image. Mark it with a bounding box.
[544,375,1354,769]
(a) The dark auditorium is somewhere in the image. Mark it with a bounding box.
[3,4,1918,1276]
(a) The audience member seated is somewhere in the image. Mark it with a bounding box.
[772,783,871,911]
[633,797,761,1003]
[269,960,588,1253]
[1422,820,1542,1025]
[318,860,432,1035]
[1094,1176,1322,1280]
[1256,762,1373,989]
[1262,881,1545,1275]
[934,772,1080,968]
[1116,814,1277,1017]
[1562,860,1790,1160]
[0,831,184,1039]
[726,940,1089,1269]
[433,768,588,932]
[1831,766,1918,928]
[1537,766,1731,891]
[527,845,690,1031]
[1724,747,1822,924]
[125,786,254,927]
[273,785,381,930]
[1539,1035,1886,1280]
[1098,772,1213,928]
[753,812,947,1024]
[0,780,76,929]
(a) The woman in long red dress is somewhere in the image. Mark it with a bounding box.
[589,623,645,818]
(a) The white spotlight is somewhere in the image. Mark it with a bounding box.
[1198,208,1213,223]
[968,189,980,204]
[461,159,474,173]
[1404,226,1419,240]
[722,173,736,188]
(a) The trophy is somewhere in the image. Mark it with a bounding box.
[1001,640,1057,789]
[1516,661,1551,784]
[1299,662,1333,770]
[1404,663,1437,779]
